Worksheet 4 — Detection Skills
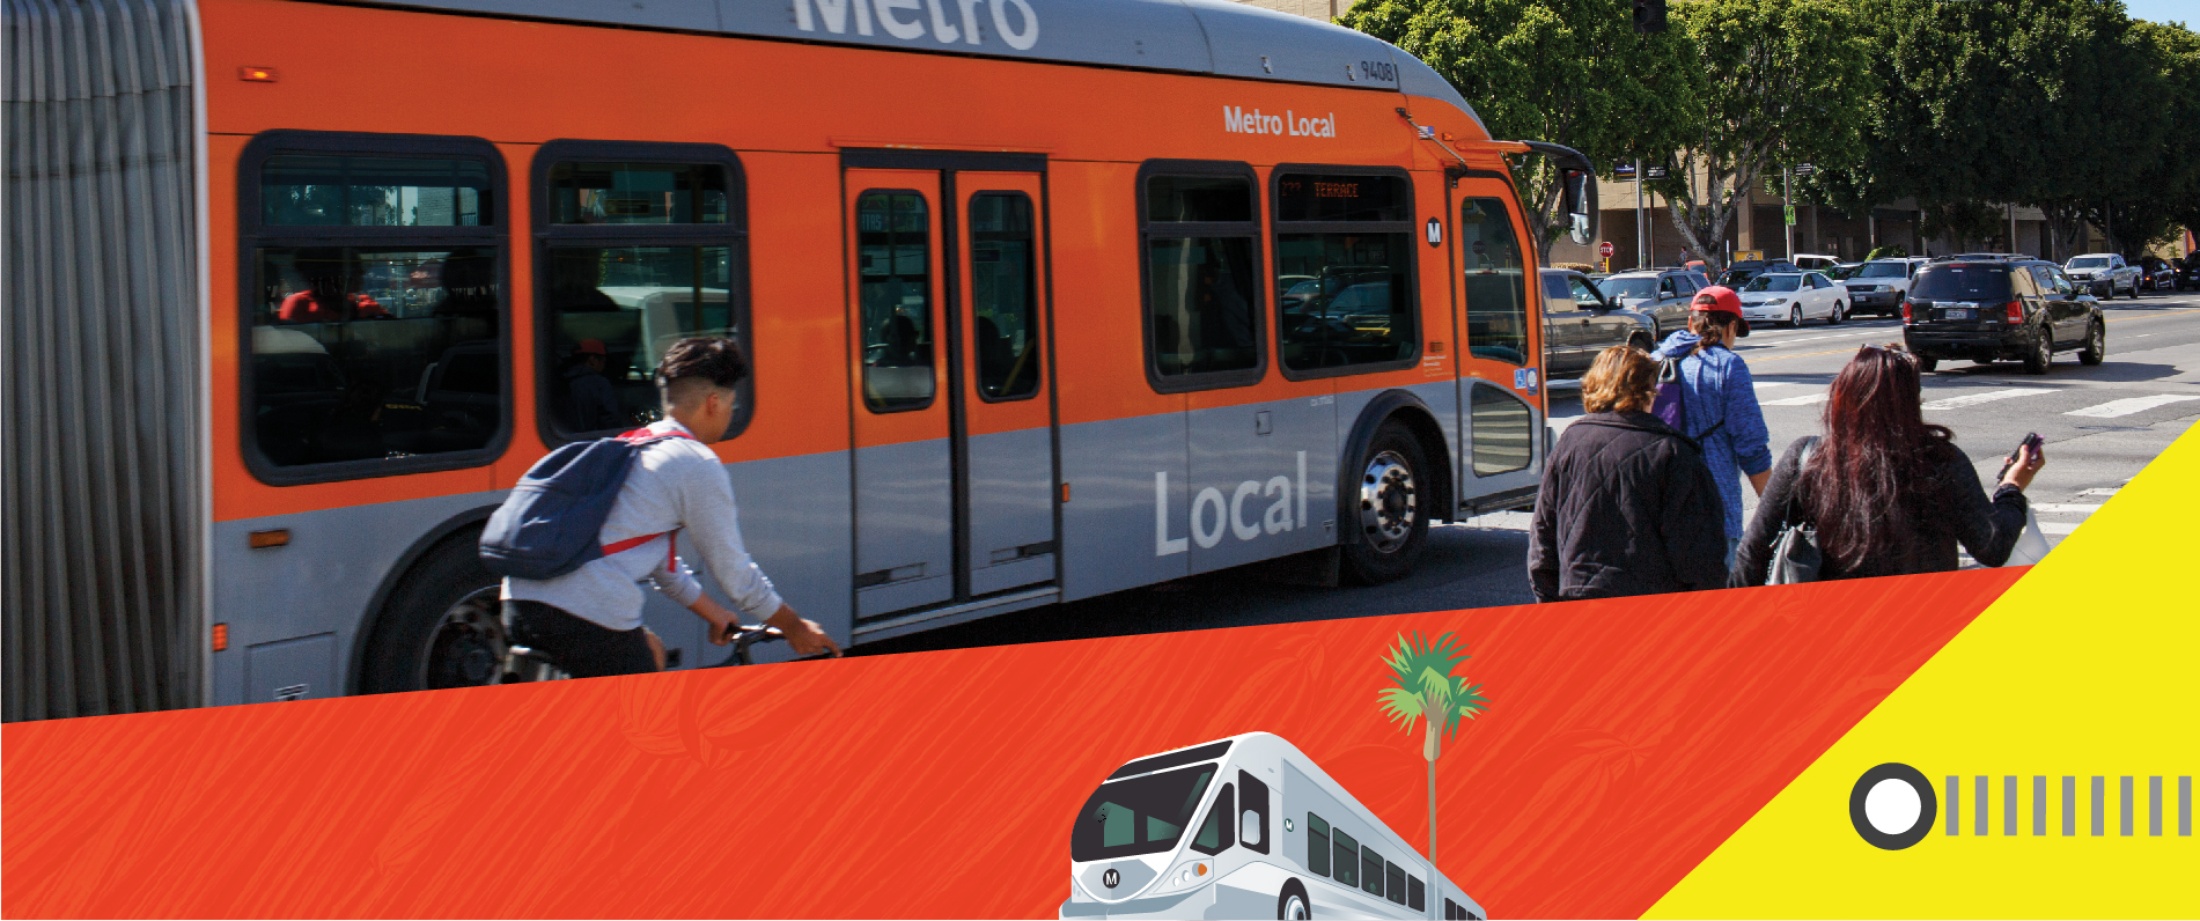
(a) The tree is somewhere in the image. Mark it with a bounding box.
[1377,631,1490,883]
[2091,20,2200,256]
[1343,0,1699,249]
[1647,0,1875,273]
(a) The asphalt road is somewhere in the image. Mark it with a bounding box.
[860,286,2200,656]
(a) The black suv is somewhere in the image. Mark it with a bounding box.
[1902,259,2105,374]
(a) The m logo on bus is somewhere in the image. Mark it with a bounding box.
[1156,452,1308,556]
[793,0,1040,51]
[1102,869,1120,889]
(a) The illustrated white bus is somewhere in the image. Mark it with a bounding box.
[1062,733,1487,920]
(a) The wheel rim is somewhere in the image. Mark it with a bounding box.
[1284,894,1310,920]
[2091,323,2104,355]
[1360,450,1418,554]
[419,586,510,689]
[2037,332,2052,367]
[1791,306,1802,326]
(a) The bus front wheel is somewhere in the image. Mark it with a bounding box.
[1341,421,1430,585]
[361,532,510,694]
[1277,880,1311,920]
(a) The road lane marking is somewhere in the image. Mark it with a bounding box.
[2077,487,2122,497]
[1922,388,2053,411]
[2039,521,2082,536]
[1761,393,1830,406]
[2031,503,2104,514]
[2063,394,2200,418]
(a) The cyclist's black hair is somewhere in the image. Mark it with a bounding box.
[654,337,749,393]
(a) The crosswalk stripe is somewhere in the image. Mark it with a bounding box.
[2030,503,2104,514]
[1922,388,2054,411]
[1761,393,1829,406]
[2063,394,2200,418]
[2038,521,2082,536]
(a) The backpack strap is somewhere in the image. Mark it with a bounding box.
[598,426,697,567]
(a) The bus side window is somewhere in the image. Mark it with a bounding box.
[1460,198,1530,366]
[244,137,507,482]
[1238,770,1270,854]
[1408,875,1425,911]
[1385,860,1407,905]
[1307,813,1330,876]
[1272,170,1418,375]
[1190,782,1235,855]
[535,145,751,442]
[1140,163,1264,391]
[1361,845,1385,896]
[1331,828,1359,888]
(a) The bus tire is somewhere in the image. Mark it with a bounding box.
[1278,880,1312,920]
[359,531,509,694]
[1341,421,1429,585]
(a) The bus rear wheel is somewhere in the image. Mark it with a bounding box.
[1342,421,1429,585]
[361,533,511,694]
[1277,880,1311,920]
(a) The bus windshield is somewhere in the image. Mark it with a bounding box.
[1071,765,1216,862]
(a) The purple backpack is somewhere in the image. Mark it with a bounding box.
[1651,353,1726,443]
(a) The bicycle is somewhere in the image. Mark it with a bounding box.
[500,624,831,682]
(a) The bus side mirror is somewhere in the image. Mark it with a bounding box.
[1241,810,1263,847]
[1560,168,1592,245]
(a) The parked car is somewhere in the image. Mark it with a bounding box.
[1902,259,2104,375]
[1838,257,1932,316]
[2137,256,2178,291]
[1538,268,1659,379]
[1736,271,1850,327]
[1829,261,1864,280]
[1716,259,1802,288]
[1791,253,1843,272]
[2178,256,2200,291]
[1594,268,1704,338]
[2063,253,2142,299]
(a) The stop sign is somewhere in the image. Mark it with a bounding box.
[1598,241,1616,258]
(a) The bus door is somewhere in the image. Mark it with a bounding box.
[1450,178,1546,501]
[843,166,1059,622]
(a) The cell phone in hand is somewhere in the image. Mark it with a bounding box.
[1999,432,2042,480]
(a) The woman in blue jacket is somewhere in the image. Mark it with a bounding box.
[1652,286,1773,565]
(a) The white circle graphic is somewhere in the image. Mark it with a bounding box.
[1864,777,1923,835]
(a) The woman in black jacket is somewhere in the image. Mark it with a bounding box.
[1733,344,2045,585]
[1529,345,1729,601]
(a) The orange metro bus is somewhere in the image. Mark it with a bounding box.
[1,0,1594,720]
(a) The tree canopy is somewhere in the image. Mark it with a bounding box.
[1346,0,2200,262]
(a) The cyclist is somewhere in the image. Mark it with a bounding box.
[501,336,838,677]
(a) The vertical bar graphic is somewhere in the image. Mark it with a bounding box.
[2091,776,2105,837]
[2063,776,2077,836]
[1947,776,1962,836]
[2120,776,2133,836]
[1975,776,1990,837]
[2150,776,2163,837]
[2181,777,2191,836]
[2004,776,2017,836]
[2033,776,2047,836]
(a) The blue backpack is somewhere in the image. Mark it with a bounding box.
[478,429,691,581]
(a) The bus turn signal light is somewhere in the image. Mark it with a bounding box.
[248,529,289,549]
[211,623,228,652]
[237,66,278,82]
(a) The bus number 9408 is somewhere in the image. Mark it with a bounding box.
[1359,60,1397,83]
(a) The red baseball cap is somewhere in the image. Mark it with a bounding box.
[575,338,608,356]
[1690,285,1750,337]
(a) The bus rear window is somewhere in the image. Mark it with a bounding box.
[1070,765,1215,861]
[1911,266,2013,301]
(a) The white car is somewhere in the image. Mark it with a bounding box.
[2063,253,2143,299]
[1736,271,1849,327]
[1792,253,1843,274]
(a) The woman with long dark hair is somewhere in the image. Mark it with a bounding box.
[1732,345,2044,585]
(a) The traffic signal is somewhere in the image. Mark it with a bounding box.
[1633,0,1667,33]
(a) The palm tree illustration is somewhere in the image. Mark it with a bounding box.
[1379,631,1489,897]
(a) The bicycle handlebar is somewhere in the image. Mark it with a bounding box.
[715,625,838,667]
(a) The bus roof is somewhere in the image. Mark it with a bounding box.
[316,0,1485,135]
